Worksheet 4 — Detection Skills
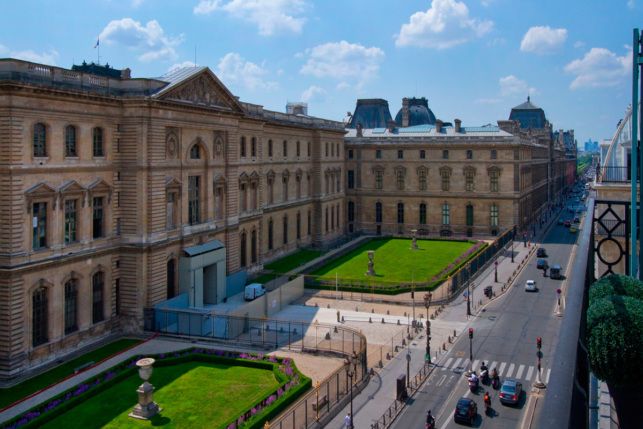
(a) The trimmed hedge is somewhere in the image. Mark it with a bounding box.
[588,274,643,307]
[587,295,643,387]
[4,348,310,429]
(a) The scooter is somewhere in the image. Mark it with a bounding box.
[468,377,479,392]
[480,369,489,383]
[425,420,435,429]
[485,399,491,416]
[492,376,500,390]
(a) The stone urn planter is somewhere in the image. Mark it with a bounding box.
[129,358,162,420]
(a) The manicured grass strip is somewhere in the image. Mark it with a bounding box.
[264,250,324,273]
[310,238,475,283]
[39,362,280,429]
[0,338,141,409]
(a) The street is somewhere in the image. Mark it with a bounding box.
[391,203,582,428]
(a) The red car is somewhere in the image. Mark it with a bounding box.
[564,220,571,227]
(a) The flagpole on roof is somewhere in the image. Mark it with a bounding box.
[94,37,100,64]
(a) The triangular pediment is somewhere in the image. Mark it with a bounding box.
[87,178,113,192]
[154,68,246,114]
[59,180,86,194]
[165,177,183,188]
[25,182,57,196]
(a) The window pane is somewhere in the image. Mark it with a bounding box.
[92,272,104,324]
[65,200,77,243]
[93,197,104,239]
[32,287,48,346]
[33,202,47,249]
[34,123,46,157]
[65,126,76,157]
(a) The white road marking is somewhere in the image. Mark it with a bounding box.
[545,368,551,384]
[525,366,534,381]
[498,362,507,376]
[452,358,463,371]
[506,363,515,378]
[442,358,453,370]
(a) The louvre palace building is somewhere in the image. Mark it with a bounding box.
[0,58,576,378]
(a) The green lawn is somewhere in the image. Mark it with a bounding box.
[0,338,141,409]
[252,249,324,284]
[311,238,475,284]
[40,361,280,429]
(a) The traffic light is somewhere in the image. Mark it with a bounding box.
[537,337,542,349]
[469,328,473,339]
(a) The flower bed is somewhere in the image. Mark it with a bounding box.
[2,348,310,429]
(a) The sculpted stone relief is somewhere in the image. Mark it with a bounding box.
[168,75,227,108]
[166,128,179,158]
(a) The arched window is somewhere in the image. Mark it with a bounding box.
[190,144,200,159]
[93,127,104,157]
[240,231,247,268]
[32,287,48,346]
[167,259,176,299]
[283,216,288,244]
[92,272,104,324]
[64,278,78,334]
[65,125,77,157]
[33,123,46,157]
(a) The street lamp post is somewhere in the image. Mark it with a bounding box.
[423,292,432,364]
[494,260,498,282]
[466,263,472,318]
[344,358,355,429]
[466,328,474,376]
[511,235,515,263]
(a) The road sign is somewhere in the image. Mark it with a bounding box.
[406,353,411,362]
[557,289,562,295]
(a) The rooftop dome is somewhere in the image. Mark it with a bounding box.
[347,99,393,129]
[395,97,436,127]
[509,96,547,129]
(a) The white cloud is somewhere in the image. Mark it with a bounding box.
[100,18,183,62]
[300,41,385,89]
[474,98,503,104]
[167,61,199,73]
[564,47,630,89]
[499,75,536,96]
[217,52,277,90]
[194,0,307,35]
[628,0,635,9]
[520,26,567,55]
[12,49,59,65]
[574,41,585,49]
[132,0,145,7]
[301,85,327,103]
[0,44,8,55]
[394,0,494,49]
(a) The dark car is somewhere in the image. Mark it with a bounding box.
[564,220,571,227]
[574,217,580,223]
[537,248,547,257]
[499,380,522,405]
[536,259,548,269]
[557,219,564,225]
[454,397,477,425]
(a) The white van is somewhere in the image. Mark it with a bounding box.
[244,283,267,301]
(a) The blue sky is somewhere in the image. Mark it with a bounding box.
[1,0,639,146]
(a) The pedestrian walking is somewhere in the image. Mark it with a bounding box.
[345,412,352,428]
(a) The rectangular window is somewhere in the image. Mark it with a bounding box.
[490,171,499,192]
[283,140,288,157]
[64,279,78,334]
[376,203,382,223]
[215,187,224,219]
[466,205,474,226]
[65,126,76,157]
[116,218,121,235]
[491,205,499,227]
[296,141,301,157]
[32,288,48,346]
[443,150,449,159]
[441,171,450,191]
[396,171,405,190]
[65,200,77,243]
[397,203,404,224]
[466,170,474,191]
[376,150,381,159]
[419,204,427,224]
[419,170,427,190]
[92,197,104,239]
[188,176,200,224]
[268,140,273,157]
[420,150,425,159]
[33,123,46,157]
[93,128,103,157]
[240,137,246,157]
[348,171,355,189]
[442,204,450,225]
[251,137,256,157]
[114,278,120,316]
[92,272,104,324]
[348,149,354,159]
[397,150,403,159]
[32,202,47,249]
[375,171,383,189]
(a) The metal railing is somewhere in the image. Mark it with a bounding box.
[597,166,631,183]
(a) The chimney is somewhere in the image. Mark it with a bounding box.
[454,119,461,133]
[435,119,443,133]
[388,120,396,133]
[402,98,409,127]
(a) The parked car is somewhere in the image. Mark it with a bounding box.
[573,217,580,223]
[499,380,522,405]
[525,280,537,292]
[454,397,477,425]
[536,259,548,269]
[537,248,547,257]
[564,220,571,227]
[557,219,564,225]
[570,226,577,234]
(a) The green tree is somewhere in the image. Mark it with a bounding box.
[588,274,643,307]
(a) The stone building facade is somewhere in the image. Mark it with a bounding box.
[344,98,576,237]
[0,59,345,378]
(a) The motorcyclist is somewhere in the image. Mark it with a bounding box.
[491,367,498,380]
[484,391,491,406]
[426,410,435,427]
[468,370,478,384]
[480,361,488,373]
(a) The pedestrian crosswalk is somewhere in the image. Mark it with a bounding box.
[437,357,550,384]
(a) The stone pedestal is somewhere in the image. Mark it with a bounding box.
[365,250,377,276]
[410,229,419,250]
[129,358,162,420]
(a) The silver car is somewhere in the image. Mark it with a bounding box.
[525,280,536,292]
[499,379,522,405]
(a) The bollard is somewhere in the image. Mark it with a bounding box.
[387,310,390,315]
[395,345,399,352]
[327,304,330,308]
[315,302,318,307]
[369,317,372,323]
[448,335,451,343]
[454,329,457,337]
[386,352,391,360]
[443,343,446,350]
[397,319,401,325]
[379,360,383,368]
[356,307,359,312]
[382,318,385,324]
[372,308,375,313]
[293,328,298,335]
[334,326,338,333]
[325,332,331,340]
[402,339,406,346]
[404,312,407,317]
[341,316,345,322]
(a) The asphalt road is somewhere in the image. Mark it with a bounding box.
[391,204,582,429]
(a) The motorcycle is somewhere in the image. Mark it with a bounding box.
[484,398,491,416]
[425,420,435,429]
[468,377,479,392]
[480,369,489,383]
[492,376,500,390]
